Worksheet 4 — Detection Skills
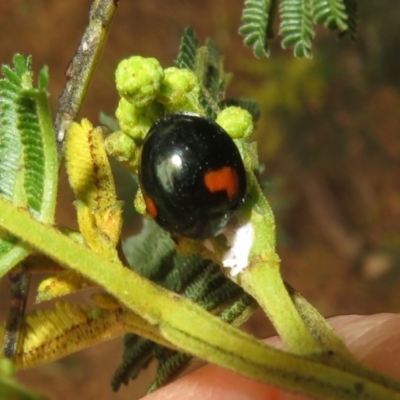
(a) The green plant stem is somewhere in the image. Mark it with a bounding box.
[53,0,118,152]
[0,245,31,279]
[241,173,335,356]
[1,199,400,399]
[286,284,353,355]
[286,284,400,390]
[238,258,322,355]
[236,220,398,390]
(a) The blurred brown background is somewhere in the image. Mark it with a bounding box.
[1,1,400,399]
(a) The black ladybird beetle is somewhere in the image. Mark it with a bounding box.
[139,112,247,239]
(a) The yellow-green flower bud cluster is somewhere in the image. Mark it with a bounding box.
[110,56,206,172]
[158,67,203,114]
[104,130,139,172]
[115,99,162,140]
[115,56,203,142]
[109,55,254,174]
[216,107,253,139]
[115,56,163,108]
[216,106,255,172]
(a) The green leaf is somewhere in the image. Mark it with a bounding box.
[239,0,273,58]
[174,27,229,118]
[0,61,25,201]
[279,0,315,58]
[174,26,198,70]
[0,55,58,278]
[18,96,46,214]
[194,41,225,118]
[312,0,348,31]
[237,0,356,57]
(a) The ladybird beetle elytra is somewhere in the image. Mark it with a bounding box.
[139,112,247,239]
[203,166,239,200]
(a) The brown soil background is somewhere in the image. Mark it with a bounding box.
[1,1,400,399]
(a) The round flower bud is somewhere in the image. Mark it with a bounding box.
[115,56,164,108]
[157,67,202,113]
[115,98,161,140]
[216,107,253,139]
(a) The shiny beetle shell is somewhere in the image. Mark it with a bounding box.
[139,112,246,239]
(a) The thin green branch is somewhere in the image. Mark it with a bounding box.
[53,0,119,153]
[286,284,352,355]
[239,260,322,355]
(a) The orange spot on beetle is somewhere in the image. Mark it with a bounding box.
[144,196,158,218]
[204,166,239,200]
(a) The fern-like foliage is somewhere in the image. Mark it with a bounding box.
[0,55,57,218]
[0,55,58,278]
[196,39,226,117]
[279,0,315,58]
[239,0,273,58]
[174,27,260,120]
[148,350,191,393]
[239,0,359,57]
[0,55,58,361]
[112,220,256,392]
[184,28,228,118]
[174,26,198,71]
[0,58,25,201]
[18,96,46,214]
[312,0,348,31]
[175,26,223,117]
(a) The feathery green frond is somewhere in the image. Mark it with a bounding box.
[239,0,272,58]
[0,55,57,278]
[194,40,226,118]
[18,96,46,214]
[280,0,315,58]
[312,0,348,31]
[238,0,358,57]
[0,59,26,201]
[148,351,191,393]
[114,220,257,393]
[197,39,225,111]
[174,26,198,70]
[111,336,154,390]
[173,28,231,118]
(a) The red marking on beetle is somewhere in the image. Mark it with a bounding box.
[203,166,239,199]
[144,196,158,218]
